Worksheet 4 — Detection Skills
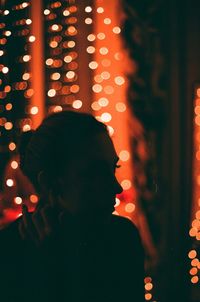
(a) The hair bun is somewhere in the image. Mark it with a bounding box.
[18,130,35,170]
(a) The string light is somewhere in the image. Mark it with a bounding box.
[189,84,200,284]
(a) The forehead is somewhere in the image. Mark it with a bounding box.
[86,132,118,163]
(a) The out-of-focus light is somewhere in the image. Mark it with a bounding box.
[6,179,14,187]
[5,122,13,130]
[87,46,95,54]
[99,47,108,55]
[190,267,198,275]
[92,84,102,93]
[97,7,104,13]
[85,18,92,24]
[30,106,38,115]
[145,293,152,301]
[191,258,199,266]
[72,100,82,109]
[89,61,98,69]
[87,34,96,41]
[2,67,9,73]
[98,97,109,107]
[121,179,132,190]
[46,58,53,66]
[4,10,9,15]
[11,161,18,169]
[104,18,111,25]
[125,203,135,213]
[91,101,101,111]
[26,19,32,25]
[22,2,29,8]
[5,31,11,36]
[23,55,31,62]
[44,9,50,15]
[68,40,75,48]
[119,150,130,161]
[52,24,59,31]
[94,75,103,83]
[64,55,72,63]
[101,112,112,122]
[85,6,92,13]
[145,282,153,291]
[116,102,126,112]
[22,72,30,80]
[22,124,31,132]
[101,71,110,79]
[50,41,58,48]
[6,103,12,110]
[9,142,16,151]
[51,72,60,80]
[0,50,4,56]
[196,210,200,219]
[30,194,38,203]
[29,35,36,42]
[97,32,105,40]
[66,71,75,79]
[70,85,79,93]
[63,9,70,16]
[47,89,56,97]
[113,26,121,34]
[191,276,199,284]
[115,76,125,85]
[14,197,22,204]
[53,106,63,113]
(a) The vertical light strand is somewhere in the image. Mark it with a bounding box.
[44,0,80,113]
[189,85,200,284]
[30,0,45,128]
[91,0,136,221]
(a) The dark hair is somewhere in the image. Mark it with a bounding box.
[19,110,108,192]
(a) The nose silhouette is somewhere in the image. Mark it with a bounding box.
[113,175,123,195]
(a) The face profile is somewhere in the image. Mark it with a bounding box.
[53,131,123,221]
[19,110,123,224]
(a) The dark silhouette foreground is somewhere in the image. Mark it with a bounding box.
[0,111,144,302]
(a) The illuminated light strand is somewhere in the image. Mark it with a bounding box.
[44,1,79,111]
[190,85,200,284]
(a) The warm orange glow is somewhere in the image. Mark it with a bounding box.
[11,161,18,169]
[145,293,152,301]
[5,103,12,110]
[191,276,199,284]
[119,150,130,161]
[121,179,132,190]
[188,250,197,259]
[30,194,38,203]
[125,203,135,213]
[145,282,153,291]
[98,97,109,107]
[9,142,16,151]
[191,258,199,266]
[4,122,13,130]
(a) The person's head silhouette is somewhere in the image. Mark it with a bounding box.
[19,110,123,224]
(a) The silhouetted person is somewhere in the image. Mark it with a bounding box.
[0,111,144,302]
